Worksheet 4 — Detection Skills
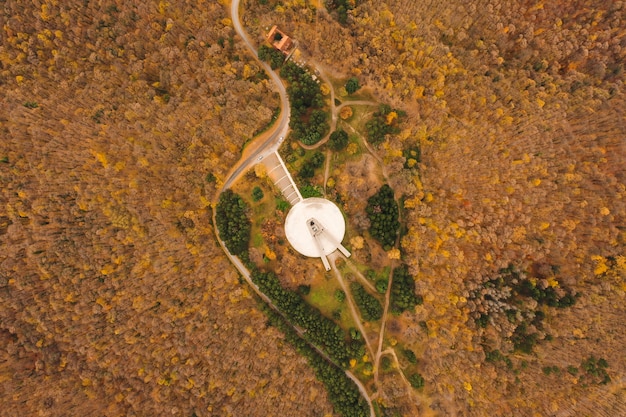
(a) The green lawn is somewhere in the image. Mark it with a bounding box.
[306,278,357,331]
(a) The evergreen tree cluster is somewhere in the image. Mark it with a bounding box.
[345,77,360,94]
[350,282,383,321]
[300,184,324,198]
[470,264,578,354]
[215,190,251,256]
[408,373,425,389]
[390,264,423,314]
[580,356,611,385]
[280,62,329,145]
[513,279,576,308]
[257,44,284,69]
[329,129,349,151]
[366,184,400,249]
[299,151,325,179]
[402,348,418,364]
[251,186,264,202]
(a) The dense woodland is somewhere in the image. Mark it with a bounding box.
[2,0,626,416]
[244,0,626,415]
[0,1,333,416]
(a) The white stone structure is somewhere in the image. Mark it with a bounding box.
[263,152,303,205]
[284,198,350,271]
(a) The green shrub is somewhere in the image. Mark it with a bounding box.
[408,373,425,389]
[349,327,361,340]
[329,129,349,151]
[402,349,418,364]
[390,264,422,314]
[380,356,392,371]
[301,184,323,198]
[276,198,290,212]
[251,186,264,202]
[375,279,388,294]
[345,77,360,94]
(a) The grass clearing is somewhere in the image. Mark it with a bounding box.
[252,232,263,248]
[343,87,375,102]
[306,275,357,331]
[326,73,374,102]
[343,105,376,135]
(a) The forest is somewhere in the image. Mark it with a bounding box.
[0,1,333,416]
[2,0,626,416]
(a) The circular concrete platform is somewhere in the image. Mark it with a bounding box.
[284,198,346,258]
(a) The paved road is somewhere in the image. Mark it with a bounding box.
[224,0,291,190]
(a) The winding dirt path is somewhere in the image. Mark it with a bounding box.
[373,259,396,386]
[329,253,376,361]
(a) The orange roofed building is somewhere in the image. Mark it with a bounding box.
[267,25,295,55]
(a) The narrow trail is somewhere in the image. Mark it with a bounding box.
[373,259,396,386]
[343,258,378,294]
[336,100,379,111]
[329,253,376,361]
[372,347,421,413]
[323,149,331,195]
[297,54,377,152]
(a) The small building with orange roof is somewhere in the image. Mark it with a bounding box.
[267,25,295,55]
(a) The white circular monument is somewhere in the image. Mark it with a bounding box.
[284,198,346,258]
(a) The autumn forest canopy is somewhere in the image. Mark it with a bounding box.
[2,0,626,416]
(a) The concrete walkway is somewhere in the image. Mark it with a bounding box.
[263,151,302,205]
